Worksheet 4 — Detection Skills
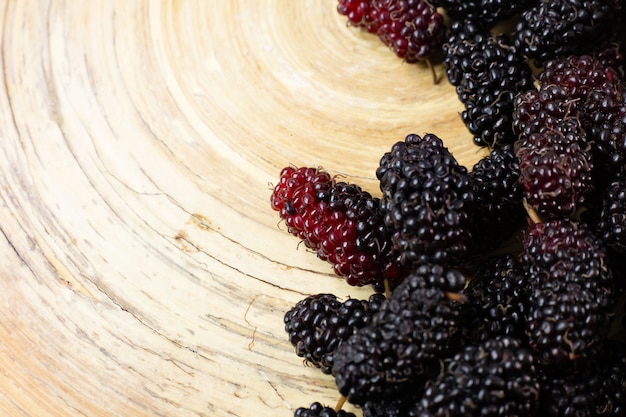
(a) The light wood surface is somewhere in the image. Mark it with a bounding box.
[0,2,489,416]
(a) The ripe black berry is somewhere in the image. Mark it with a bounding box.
[443,21,533,147]
[461,253,529,343]
[408,336,540,417]
[377,133,474,267]
[284,293,385,374]
[332,268,464,405]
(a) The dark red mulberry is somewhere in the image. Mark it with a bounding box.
[271,167,403,288]
[515,125,594,219]
[522,218,616,366]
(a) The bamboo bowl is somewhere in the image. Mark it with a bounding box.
[0,2,490,416]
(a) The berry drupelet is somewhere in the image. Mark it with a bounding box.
[443,21,534,147]
[271,167,403,288]
[283,293,385,375]
[332,267,465,406]
[522,218,616,367]
[408,336,540,417]
[294,402,357,417]
[376,133,474,268]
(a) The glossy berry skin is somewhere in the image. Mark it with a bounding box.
[377,133,474,267]
[284,293,385,375]
[294,402,357,417]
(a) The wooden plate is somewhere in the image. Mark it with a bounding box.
[0,2,488,416]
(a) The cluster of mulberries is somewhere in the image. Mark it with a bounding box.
[339,0,624,150]
[269,3,626,416]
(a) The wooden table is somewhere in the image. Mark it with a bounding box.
[0,2,487,415]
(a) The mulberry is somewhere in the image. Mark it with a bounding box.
[514,0,622,66]
[374,0,446,63]
[443,21,534,147]
[271,167,403,288]
[522,218,616,366]
[469,144,525,252]
[408,336,540,417]
[332,268,464,405]
[376,133,474,267]
[461,254,529,343]
[515,125,594,219]
[283,293,385,374]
